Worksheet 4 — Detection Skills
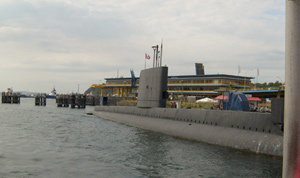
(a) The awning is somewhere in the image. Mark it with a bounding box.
[214,95,229,100]
[247,97,261,102]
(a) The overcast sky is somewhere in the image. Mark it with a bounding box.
[0,0,285,93]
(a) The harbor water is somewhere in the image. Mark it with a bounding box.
[0,98,282,178]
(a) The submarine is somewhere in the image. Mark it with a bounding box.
[93,66,283,157]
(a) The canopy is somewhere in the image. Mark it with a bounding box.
[247,97,261,102]
[196,97,218,103]
[215,95,229,100]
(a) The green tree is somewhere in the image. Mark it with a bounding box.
[274,80,282,87]
[268,82,274,87]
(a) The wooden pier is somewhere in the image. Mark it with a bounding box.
[35,94,46,106]
[56,94,86,109]
[1,92,20,104]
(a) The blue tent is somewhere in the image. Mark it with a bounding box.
[223,92,250,111]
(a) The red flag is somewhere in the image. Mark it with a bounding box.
[145,53,150,60]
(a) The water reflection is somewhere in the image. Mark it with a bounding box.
[128,128,282,178]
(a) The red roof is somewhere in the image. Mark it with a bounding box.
[214,95,261,102]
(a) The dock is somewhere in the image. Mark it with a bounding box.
[35,94,46,106]
[56,94,86,108]
[1,92,20,104]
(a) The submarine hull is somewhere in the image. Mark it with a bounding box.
[93,106,283,157]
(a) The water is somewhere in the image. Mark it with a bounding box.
[0,98,282,178]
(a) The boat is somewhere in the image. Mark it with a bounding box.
[46,87,56,99]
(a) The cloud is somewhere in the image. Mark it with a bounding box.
[0,0,285,93]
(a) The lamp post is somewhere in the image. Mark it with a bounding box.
[244,69,253,90]
[276,76,283,83]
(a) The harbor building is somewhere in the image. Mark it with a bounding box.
[91,63,254,98]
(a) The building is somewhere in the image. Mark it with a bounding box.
[91,63,254,98]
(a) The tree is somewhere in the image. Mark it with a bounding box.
[274,80,282,87]
[268,82,275,87]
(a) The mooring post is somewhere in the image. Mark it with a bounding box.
[70,94,75,108]
[41,94,46,106]
[35,95,40,106]
[7,92,12,104]
[283,0,300,177]
[1,92,6,103]
[56,94,63,107]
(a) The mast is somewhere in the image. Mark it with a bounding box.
[160,38,163,67]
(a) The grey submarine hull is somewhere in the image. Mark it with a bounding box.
[93,106,283,157]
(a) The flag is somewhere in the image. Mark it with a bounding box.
[145,53,150,60]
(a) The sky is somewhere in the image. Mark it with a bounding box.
[0,0,285,94]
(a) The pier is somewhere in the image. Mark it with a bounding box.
[56,94,69,107]
[1,92,20,104]
[56,94,86,109]
[34,94,46,106]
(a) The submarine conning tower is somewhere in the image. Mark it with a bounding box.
[137,66,168,108]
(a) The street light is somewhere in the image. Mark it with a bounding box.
[276,76,283,83]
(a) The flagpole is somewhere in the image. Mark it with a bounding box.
[144,53,146,69]
[160,38,163,67]
[156,45,159,67]
[256,68,259,89]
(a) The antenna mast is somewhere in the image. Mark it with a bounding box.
[160,38,163,66]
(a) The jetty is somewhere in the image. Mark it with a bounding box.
[35,94,46,106]
[56,94,86,108]
[1,92,20,104]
